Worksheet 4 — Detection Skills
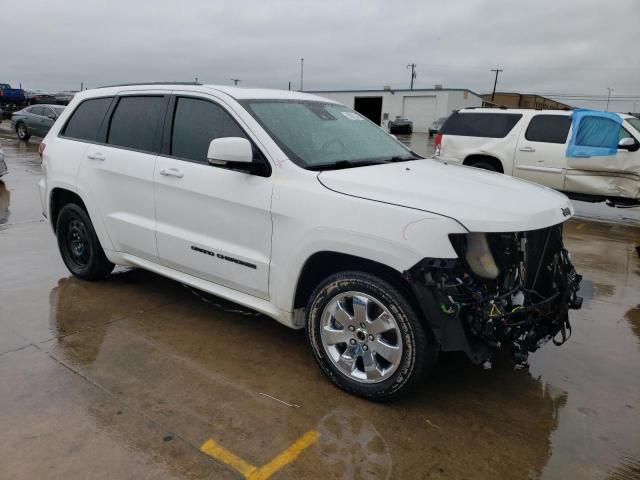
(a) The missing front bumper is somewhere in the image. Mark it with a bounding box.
[404,224,582,366]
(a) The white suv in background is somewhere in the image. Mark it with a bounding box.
[435,108,640,207]
[39,84,582,400]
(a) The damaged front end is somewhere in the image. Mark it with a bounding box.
[404,224,583,366]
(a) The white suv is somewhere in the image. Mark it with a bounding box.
[435,108,640,207]
[39,84,582,400]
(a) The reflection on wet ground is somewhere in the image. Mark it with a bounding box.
[0,123,639,478]
[0,181,10,224]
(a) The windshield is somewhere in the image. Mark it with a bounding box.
[241,100,417,169]
[626,117,640,134]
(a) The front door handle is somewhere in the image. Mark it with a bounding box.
[159,167,184,178]
[87,152,106,161]
[519,146,536,152]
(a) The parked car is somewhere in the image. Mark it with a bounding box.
[0,142,7,177]
[388,116,413,134]
[40,84,582,400]
[11,104,65,140]
[428,116,448,135]
[435,108,640,207]
[0,83,28,111]
[26,90,58,105]
[53,91,76,105]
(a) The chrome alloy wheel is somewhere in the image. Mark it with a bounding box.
[320,292,403,383]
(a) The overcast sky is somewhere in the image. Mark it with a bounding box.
[3,0,639,112]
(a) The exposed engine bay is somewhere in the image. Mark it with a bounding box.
[405,224,583,366]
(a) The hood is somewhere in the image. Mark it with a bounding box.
[317,159,574,232]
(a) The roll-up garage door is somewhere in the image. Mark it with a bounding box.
[402,96,437,133]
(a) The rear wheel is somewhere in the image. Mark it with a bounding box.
[16,122,30,141]
[306,271,438,400]
[56,203,114,280]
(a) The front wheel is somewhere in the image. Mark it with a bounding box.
[16,122,30,141]
[306,271,438,400]
[56,203,114,280]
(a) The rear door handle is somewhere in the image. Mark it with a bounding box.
[87,152,106,161]
[159,167,184,178]
[519,146,536,152]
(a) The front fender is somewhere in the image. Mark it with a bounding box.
[269,196,467,314]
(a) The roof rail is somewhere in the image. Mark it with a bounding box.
[96,81,202,89]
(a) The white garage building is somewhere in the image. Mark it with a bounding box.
[308,88,484,133]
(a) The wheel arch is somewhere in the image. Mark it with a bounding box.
[293,251,423,319]
[49,188,87,233]
[463,154,504,173]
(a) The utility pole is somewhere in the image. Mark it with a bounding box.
[490,69,503,103]
[80,82,83,91]
[230,78,241,86]
[300,58,304,92]
[606,87,613,111]
[406,63,417,90]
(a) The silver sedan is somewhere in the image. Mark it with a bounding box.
[10,104,65,141]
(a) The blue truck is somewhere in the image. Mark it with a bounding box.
[0,83,28,112]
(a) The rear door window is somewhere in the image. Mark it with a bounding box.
[62,97,113,141]
[440,112,522,138]
[107,96,166,152]
[170,97,247,163]
[525,115,572,143]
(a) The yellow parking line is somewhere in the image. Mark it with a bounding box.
[248,430,320,480]
[200,438,257,477]
[200,430,320,480]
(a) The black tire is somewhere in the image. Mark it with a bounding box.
[16,122,30,141]
[469,160,499,172]
[306,271,438,401]
[56,203,114,280]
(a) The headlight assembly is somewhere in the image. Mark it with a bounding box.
[463,232,500,280]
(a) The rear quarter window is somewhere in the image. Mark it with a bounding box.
[440,112,523,138]
[62,97,113,142]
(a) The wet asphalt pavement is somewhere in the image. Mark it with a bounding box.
[0,124,639,479]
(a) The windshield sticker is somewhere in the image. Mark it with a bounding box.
[341,112,364,121]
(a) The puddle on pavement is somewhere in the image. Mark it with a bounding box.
[0,181,10,224]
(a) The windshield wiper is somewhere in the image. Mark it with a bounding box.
[306,159,388,171]
[385,155,422,163]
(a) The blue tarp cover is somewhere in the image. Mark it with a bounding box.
[566,109,622,157]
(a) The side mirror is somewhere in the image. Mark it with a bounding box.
[618,137,640,152]
[47,114,56,120]
[207,137,253,165]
